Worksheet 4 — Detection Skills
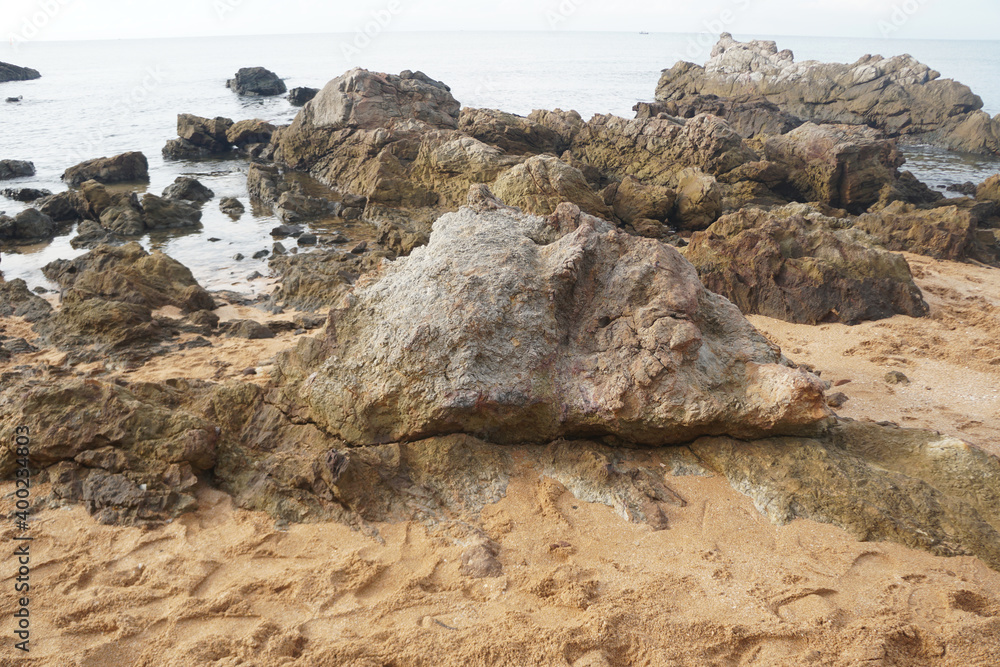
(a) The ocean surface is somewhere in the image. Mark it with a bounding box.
[2,31,999,291]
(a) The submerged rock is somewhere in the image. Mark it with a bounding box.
[0,61,41,83]
[162,176,215,205]
[0,159,35,180]
[62,151,149,186]
[684,206,929,324]
[1,186,52,202]
[303,193,831,446]
[228,67,286,97]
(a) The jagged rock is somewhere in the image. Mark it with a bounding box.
[276,191,340,223]
[977,174,1000,205]
[227,67,286,97]
[247,162,284,205]
[684,206,929,324]
[0,378,215,525]
[570,113,758,188]
[36,190,88,221]
[223,320,275,340]
[99,199,145,235]
[0,278,53,322]
[31,296,163,353]
[763,123,903,213]
[226,119,276,147]
[0,159,35,180]
[875,170,945,209]
[162,177,214,205]
[528,109,586,147]
[62,152,149,186]
[1,187,51,202]
[634,95,804,138]
[948,181,978,196]
[70,220,126,249]
[0,61,41,83]
[267,248,390,311]
[288,86,319,106]
[491,155,613,218]
[302,197,830,446]
[0,208,56,242]
[140,194,202,230]
[459,107,570,155]
[655,33,1000,156]
[603,175,676,225]
[855,200,985,261]
[674,168,722,230]
[220,197,245,216]
[163,114,234,159]
[42,242,215,312]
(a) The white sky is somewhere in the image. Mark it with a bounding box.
[2,0,997,42]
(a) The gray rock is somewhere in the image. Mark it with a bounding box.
[0,208,56,242]
[219,197,245,216]
[140,194,202,230]
[227,67,286,97]
[2,187,51,202]
[288,86,319,106]
[0,159,35,181]
[0,61,41,83]
[162,177,214,204]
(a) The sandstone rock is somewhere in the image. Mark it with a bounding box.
[223,320,275,340]
[42,242,215,312]
[228,67,286,97]
[491,154,613,218]
[685,206,928,325]
[266,247,391,311]
[276,191,340,223]
[0,278,53,322]
[99,200,145,235]
[459,107,569,155]
[162,177,214,205]
[655,33,1000,155]
[634,95,803,138]
[977,174,1000,205]
[604,175,676,224]
[296,68,459,131]
[0,61,41,83]
[570,113,758,188]
[226,119,276,147]
[763,123,903,213]
[885,371,910,385]
[288,86,319,106]
[855,200,979,261]
[0,159,35,180]
[140,194,202,230]
[1,187,51,202]
[63,152,149,186]
[0,208,56,242]
[673,168,722,230]
[303,197,831,446]
[527,109,586,147]
[875,170,945,209]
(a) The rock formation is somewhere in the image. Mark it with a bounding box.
[227,67,286,96]
[62,152,149,186]
[163,114,234,159]
[0,159,35,180]
[684,205,929,324]
[302,192,831,446]
[655,33,1000,156]
[0,61,40,83]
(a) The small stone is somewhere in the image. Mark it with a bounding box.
[271,224,303,238]
[33,286,49,294]
[297,233,318,246]
[350,241,368,254]
[342,206,363,220]
[247,271,263,280]
[272,242,286,255]
[885,371,910,385]
[242,367,257,376]
[834,379,852,387]
[233,253,245,261]
[252,249,269,259]
[826,392,849,408]
[208,237,222,242]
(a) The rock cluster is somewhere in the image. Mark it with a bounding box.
[655,33,1000,155]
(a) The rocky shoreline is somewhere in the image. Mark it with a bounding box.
[3,36,1000,664]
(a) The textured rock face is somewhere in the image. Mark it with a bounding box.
[303,195,831,446]
[491,155,612,218]
[162,177,214,204]
[0,278,52,322]
[655,33,1000,155]
[297,68,459,131]
[288,86,319,106]
[634,95,803,138]
[62,151,149,186]
[0,208,56,242]
[570,113,758,188]
[227,67,286,96]
[0,159,35,180]
[0,61,40,82]
[1,186,51,202]
[684,206,929,324]
[226,119,276,147]
[978,174,1000,205]
[140,194,202,230]
[163,114,234,159]
[459,108,571,155]
[855,200,981,261]
[763,123,903,213]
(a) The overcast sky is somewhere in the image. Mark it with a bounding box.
[2,0,998,42]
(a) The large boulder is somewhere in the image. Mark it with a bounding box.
[139,194,202,230]
[569,113,758,188]
[162,177,214,205]
[491,155,613,218]
[673,168,722,230]
[62,152,149,186]
[684,206,929,324]
[302,190,831,447]
[603,175,676,225]
[0,61,41,83]
[227,67,286,97]
[36,190,88,221]
[763,123,903,213]
[655,33,1000,156]
[855,200,981,261]
[0,159,35,180]
[977,174,1000,205]
[42,242,214,312]
[0,208,56,242]
[226,119,276,147]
